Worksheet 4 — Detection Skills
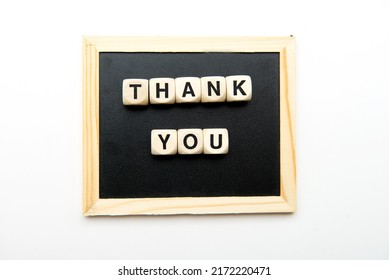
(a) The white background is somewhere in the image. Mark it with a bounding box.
[0,0,388,259]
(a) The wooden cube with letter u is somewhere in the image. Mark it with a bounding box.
[203,128,229,154]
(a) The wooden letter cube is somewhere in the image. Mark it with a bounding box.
[178,129,203,155]
[151,129,177,155]
[226,75,252,102]
[149,78,175,104]
[201,76,226,103]
[175,77,201,103]
[122,79,149,105]
[203,128,229,154]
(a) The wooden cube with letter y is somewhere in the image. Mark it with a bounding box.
[83,36,296,215]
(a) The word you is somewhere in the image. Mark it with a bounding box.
[151,128,229,155]
[123,75,252,105]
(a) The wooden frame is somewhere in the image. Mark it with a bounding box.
[83,36,296,216]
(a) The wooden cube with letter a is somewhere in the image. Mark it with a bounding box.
[175,77,201,103]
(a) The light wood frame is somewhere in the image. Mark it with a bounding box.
[83,36,296,216]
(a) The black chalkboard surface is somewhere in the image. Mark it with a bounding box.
[99,53,280,198]
[83,37,296,215]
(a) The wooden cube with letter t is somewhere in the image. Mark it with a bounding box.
[83,36,296,215]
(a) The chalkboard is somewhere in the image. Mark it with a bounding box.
[83,37,296,215]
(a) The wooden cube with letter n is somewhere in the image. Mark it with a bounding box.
[83,36,296,215]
